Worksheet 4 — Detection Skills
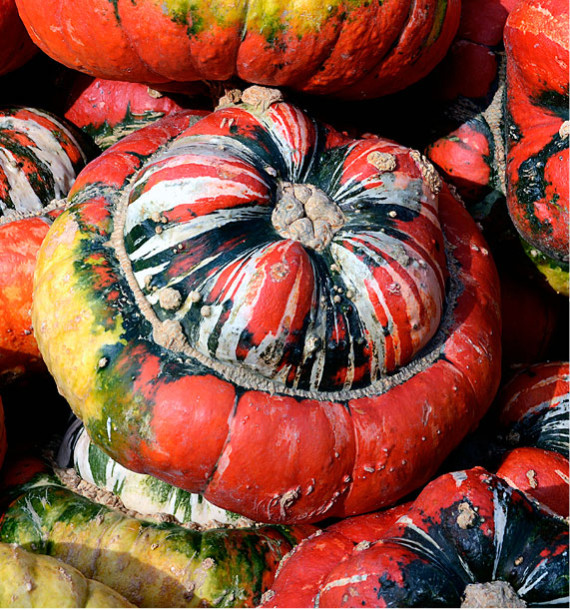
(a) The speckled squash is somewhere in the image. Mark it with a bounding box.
[504,0,569,294]
[0,472,313,608]
[0,108,87,383]
[262,467,569,607]
[0,0,36,76]
[494,362,569,517]
[63,76,208,150]
[0,542,133,608]
[15,0,460,99]
[32,87,501,525]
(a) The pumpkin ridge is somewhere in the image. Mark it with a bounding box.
[109,160,462,401]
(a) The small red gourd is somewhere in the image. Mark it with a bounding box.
[494,361,569,516]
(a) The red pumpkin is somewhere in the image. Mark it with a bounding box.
[0,0,36,76]
[262,467,569,607]
[15,0,460,99]
[504,0,569,292]
[63,76,208,150]
[494,362,569,516]
[32,88,501,524]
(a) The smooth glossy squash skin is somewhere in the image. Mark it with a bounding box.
[32,92,501,524]
[0,217,51,383]
[262,468,569,608]
[0,542,133,608]
[15,0,460,99]
[63,76,208,150]
[504,0,569,292]
[0,0,36,76]
[0,473,313,608]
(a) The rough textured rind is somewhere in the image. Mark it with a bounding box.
[15,0,459,99]
[32,96,501,524]
[0,474,312,608]
[0,542,133,608]
[262,468,569,608]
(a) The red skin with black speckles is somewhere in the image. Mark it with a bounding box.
[504,0,569,262]
[262,468,569,607]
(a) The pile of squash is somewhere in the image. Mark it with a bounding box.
[0,0,567,607]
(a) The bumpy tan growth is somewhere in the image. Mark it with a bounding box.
[271,182,346,252]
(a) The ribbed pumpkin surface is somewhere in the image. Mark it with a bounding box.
[0,107,86,217]
[32,90,501,524]
[262,468,569,607]
[15,0,460,99]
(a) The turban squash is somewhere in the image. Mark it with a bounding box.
[32,87,501,524]
[504,0,569,294]
[0,107,86,382]
[261,467,570,607]
[15,0,459,99]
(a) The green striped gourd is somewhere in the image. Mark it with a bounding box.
[0,473,313,607]
[61,420,255,528]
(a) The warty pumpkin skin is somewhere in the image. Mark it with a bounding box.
[15,0,460,99]
[261,467,569,607]
[504,0,569,293]
[59,419,257,528]
[0,0,36,76]
[0,472,313,608]
[32,88,501,524]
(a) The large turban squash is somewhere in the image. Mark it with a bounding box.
[14,0,459,99]
[32,89,501,524]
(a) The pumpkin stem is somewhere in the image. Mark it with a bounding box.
[271,182,346,252]
[461,581,526,608]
